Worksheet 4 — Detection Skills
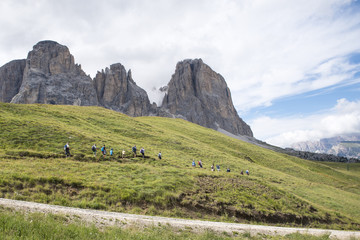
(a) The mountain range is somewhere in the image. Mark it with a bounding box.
[291,134,360,159]
[0,40,252,137]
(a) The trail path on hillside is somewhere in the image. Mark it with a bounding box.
[0,198,359,239]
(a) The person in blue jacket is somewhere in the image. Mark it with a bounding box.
[101,145,106,156]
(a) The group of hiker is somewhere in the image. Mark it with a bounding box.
[91,144,120,158]
[65,142,162,160]
[64,143,249,175]
[192,159,249,175]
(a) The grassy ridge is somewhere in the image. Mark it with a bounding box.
[0,103,359,229]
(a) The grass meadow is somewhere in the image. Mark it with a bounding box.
[0,103,359,233]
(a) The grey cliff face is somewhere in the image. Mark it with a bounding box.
[0,59,26,102]
[11,41,98,106]
[162,59,253,137]
[94,63,152,117]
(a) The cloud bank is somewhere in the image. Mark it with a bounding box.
[250,98,360,147]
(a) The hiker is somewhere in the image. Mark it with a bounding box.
[227,167,231,172]
[246,169,249,175]
[192,160,196,167]
[158,151,162,160]
[64,143,70,157]
[101,145,106,156]
[198,160,203,168]
[110,148,113,156]
[211,163,214,171]
[132,145,137,157]
[122,149,125,159]
[216,165,220,171]
[140,147,145,158]
[92,144,97,157]
[241,170,244,175]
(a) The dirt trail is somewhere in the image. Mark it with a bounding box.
[0,198,359,239]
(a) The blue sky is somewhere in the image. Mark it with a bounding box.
[0,0,360,147]
[244,50,360,146]
[243,54,360,120]
[246,50,360,146]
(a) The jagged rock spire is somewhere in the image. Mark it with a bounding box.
[162,59,253,137]
[94,63,152,117]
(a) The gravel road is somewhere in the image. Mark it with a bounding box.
[0,198,359,239]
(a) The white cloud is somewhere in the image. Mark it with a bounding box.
[251,98,360,147]
[1,0,359,106]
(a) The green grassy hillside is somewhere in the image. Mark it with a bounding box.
[0,103,359,230]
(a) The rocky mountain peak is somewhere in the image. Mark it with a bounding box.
[26,40,84,76]
[10,41,97,106]
[162,59,253,137]
[177,58,203,68]
[94,63,152,117]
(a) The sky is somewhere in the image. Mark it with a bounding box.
[1,0,360,148]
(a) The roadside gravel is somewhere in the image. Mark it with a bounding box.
[0,198,359,239]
